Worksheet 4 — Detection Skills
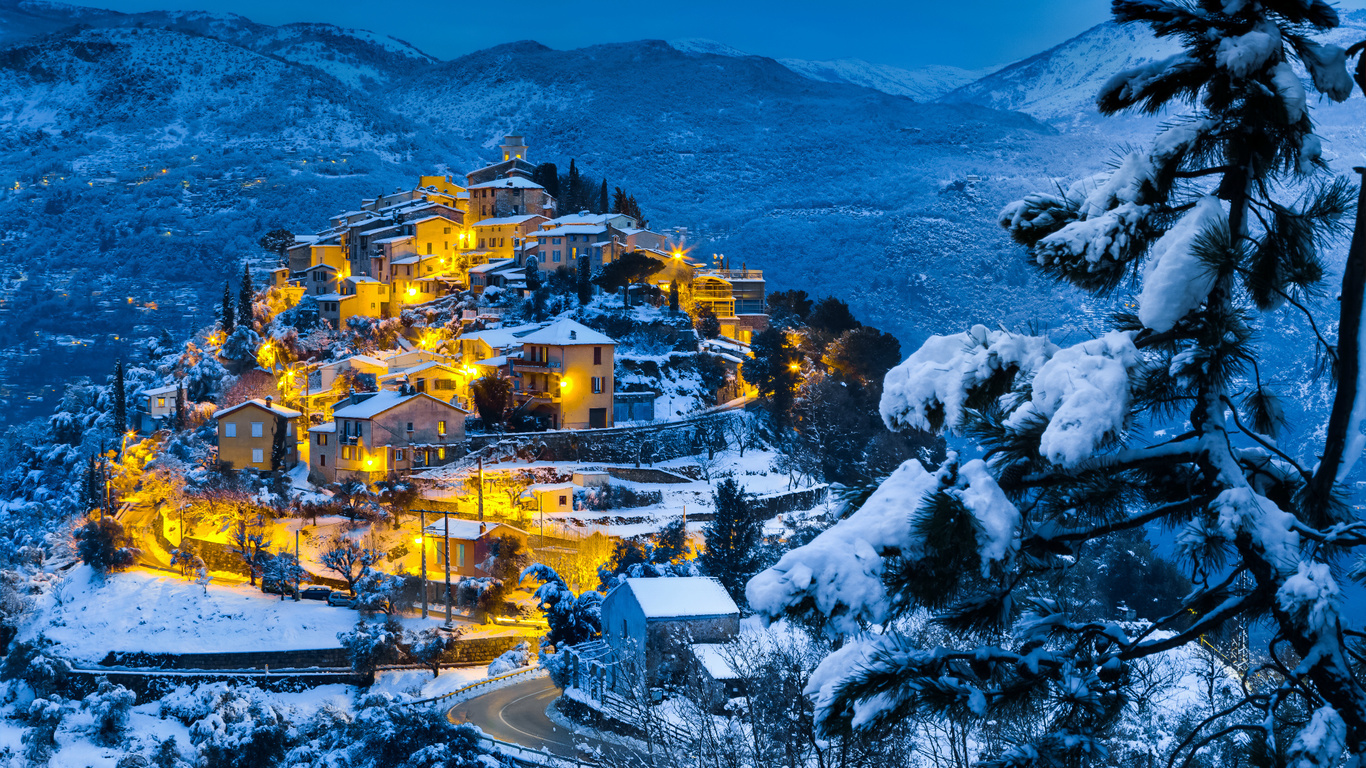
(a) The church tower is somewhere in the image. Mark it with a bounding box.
[500,135,528,162]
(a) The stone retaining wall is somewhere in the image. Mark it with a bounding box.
[68,668,370,703]
[97,633,524,672]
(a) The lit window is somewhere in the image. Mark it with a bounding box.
[157,397,166,407]
[225,423,236,438]
[592,377,604,394]
[438,420,447,436]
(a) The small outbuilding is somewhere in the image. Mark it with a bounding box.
[419,518,528,578]
[600,577,740,687]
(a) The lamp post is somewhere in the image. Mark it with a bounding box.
[443,509,452,628]
[419,508,428,619]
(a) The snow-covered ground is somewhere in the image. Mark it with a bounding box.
[23,565,522,662]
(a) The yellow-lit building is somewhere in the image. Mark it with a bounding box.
[214,397,301,471]
[509,318,616,429]
[307,389,467,483]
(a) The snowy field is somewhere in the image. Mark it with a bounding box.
[28,566,371,661]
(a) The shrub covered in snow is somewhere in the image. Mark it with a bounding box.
[487,640,532,678]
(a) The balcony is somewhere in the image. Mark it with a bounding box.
[516,390,561,405]
[514,358,562,374]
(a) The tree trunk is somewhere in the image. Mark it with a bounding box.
[1309,167,1366,515]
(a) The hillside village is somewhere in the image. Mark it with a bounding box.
[0,132,940,766]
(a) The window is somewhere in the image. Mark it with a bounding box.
[592,376,604,394]
[406,422,414,432]
[444,227,451,235]
[438,447,445,459]
[559,494,568,507]
[344,421,352,437]
[356,422,363,437]
[457,543,466,567]
[157,397,166,407]
[552,237,561,245]
[320,453,326,466]
[436,379,454,390]
[426,243,432,255]
[317,433,328,446]
[225,422,237,438]
[553,251,561,263]
[252,448,264,464]
[394,449,405,462]
[594,346,602,365]
[342,446,354,460]
[286,422,293,436]
[438,420,447,436]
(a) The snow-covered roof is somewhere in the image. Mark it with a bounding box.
[408,214,461,226]
[213,398,302,420]
[308,263,339,272]
[544,213,626,227]
[332,389,467,419]
[421,519,527,540]
[468,259,516,274]
[308,423,337,433]
[691,644,739,680]
[347,276,382,284]
[521,483,576,498]
[313,293,352,302]
[534,225,608,238]
[320,354,387,370]
[472,355,510,368]
[379,362,459,380]
[143,384,180,396]
[374,235,414,245]
[618,577,739,619]
[517,318,615,347]
[359,225,399,237]
[468,177,544,190]
[474,214,544,228]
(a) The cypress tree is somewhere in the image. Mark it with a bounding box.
[669,279,679,314]
[112,359,126,437]
[270,414,288,470]
[598,179,608,215]
[565,160,581,213]
[525,258,541,292]
[221,281,235,334]
[174,382,185,431]
[532,163,559,200]
[699,479,760,604]
[577,254,592,306]
[237,264,255,330]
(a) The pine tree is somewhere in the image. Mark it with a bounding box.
[237,264,255,330]
[221,281,235,334]
[111,359,126,437]
[742,327,794,422]
[576,253,592,306]
[611,187,628,214]
[598,179,608,215]
[749,3,1366,763]
[669,279,679,314]
[700,479,759,604]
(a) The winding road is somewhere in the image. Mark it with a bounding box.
[447,676,635,764]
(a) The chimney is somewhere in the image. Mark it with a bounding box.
[569,330,577,340]
[479,522,487,535]
[265,396,273,409]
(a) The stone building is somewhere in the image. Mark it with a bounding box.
[599,577,740,687]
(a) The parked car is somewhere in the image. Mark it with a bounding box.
[261,577,294,596]
[327,591,355,608]
[300,586,332,601]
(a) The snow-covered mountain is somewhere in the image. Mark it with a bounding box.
[668,38,992,102]
[0,0,435,88]
[940,11,1366,126]
[778,58,994,103]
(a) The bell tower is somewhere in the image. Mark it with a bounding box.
[500,135,528,162]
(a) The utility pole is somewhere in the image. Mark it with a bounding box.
[477,456,484,522]
[420,509,428,619]
[294,529,300,601]
[443,509,453,627]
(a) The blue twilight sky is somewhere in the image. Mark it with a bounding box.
[78,0,1124,70]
